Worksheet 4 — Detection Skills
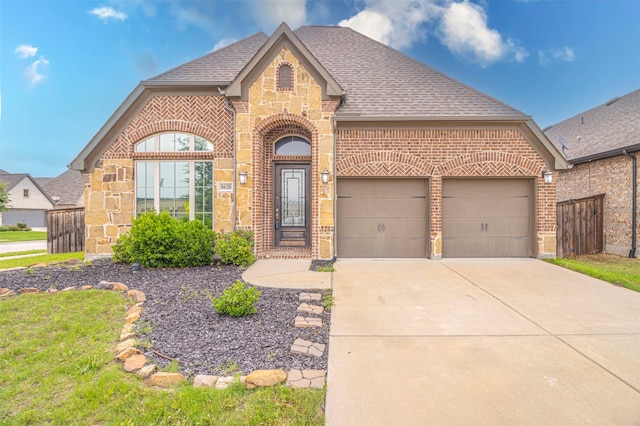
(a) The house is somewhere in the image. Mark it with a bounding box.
[545,89,640,258]
[71,23,568,260]
[42,169,86,209]
[0,170,55,227]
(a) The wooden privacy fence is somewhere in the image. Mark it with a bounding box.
[47,207,85,254]
[557,194,604,258]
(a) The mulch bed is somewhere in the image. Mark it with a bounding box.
[0,259,330,376]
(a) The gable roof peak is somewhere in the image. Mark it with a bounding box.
[225,22,343,100]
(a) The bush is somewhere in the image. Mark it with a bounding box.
[17,222,27,229]
[214,231,256,267]
[112,211,216,268]
[211,280,261,317]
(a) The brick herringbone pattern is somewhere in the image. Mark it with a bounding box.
[104,96,233,159]
[337,151,434,176]
[440,151,539,176]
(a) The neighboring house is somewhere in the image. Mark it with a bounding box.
[42,169,86,209]
[71,23,567,260]
[545,89,640,258]
[0,170,55,227]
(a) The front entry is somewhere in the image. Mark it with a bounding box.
[274,163,311,247]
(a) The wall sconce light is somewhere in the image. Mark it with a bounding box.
[321,170,330,184]
[542,170,553,184]
[239,171,248,185]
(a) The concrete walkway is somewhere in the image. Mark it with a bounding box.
[242,259,331,289]
[326,259,640,425]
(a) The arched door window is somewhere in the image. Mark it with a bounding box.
[274,136,311,155]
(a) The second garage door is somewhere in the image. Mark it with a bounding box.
[442,178,534,258]
[337,178,428,258]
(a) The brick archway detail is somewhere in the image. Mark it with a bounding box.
[438,151,542,177]
[252,112,319,258]
[337,151,435,177]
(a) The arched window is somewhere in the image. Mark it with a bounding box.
[274,136,311,155]
[278,64,292,90]
[135,133,213,152]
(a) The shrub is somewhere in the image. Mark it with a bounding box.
[112,211,216,268]
[211,280,261,317]
[214,231,256,267]
[17,222,27,229]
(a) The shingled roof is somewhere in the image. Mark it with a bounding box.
[545,89,640,163]
[42,169,85,207]
[147,25,525,118]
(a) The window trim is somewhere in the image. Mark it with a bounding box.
[134,132,213,153]
[277,63,294,91]
[274,135,311,156]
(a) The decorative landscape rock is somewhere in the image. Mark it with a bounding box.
[214,376,238,390]
[97,280,115,290]
[80,285,93,290]
[290,338,326,358]
[294,316,323,328]
[148,372,185,387]
[193,374,219,388]
[0,288,15,297]
[286,369,325,389]
[17,287,39,294]
[137,364,156,379]
[299,292,322,302]
[112,282,129,291]
[244,369,287,389]
[127,289,146,303]
[46,288,58,293]
[127,304,143,316]
[120,324,135,341]
[61,286,76,292]
[115,338,137,354]
[124,354,147,373]
[297,303,324,315]
[125,312,141,324]
[116,346,142,361]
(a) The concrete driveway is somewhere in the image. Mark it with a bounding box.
[325,259,640,425]
[0,241,47,254]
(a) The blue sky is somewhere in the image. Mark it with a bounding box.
[1,0,638,177]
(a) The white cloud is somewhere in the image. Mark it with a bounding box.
[539,47,576,65]
[14,44,38,58]
[339,0,527,66]
[438,1,527,66]
[339,0,440,49]
[25,56,49,87]
[90,6,128,22]
[172,4,216,35]
[213,38,237,51]
[254,0,307,31]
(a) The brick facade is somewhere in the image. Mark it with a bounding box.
[557,154,639,256]
[85,95,234,257]
[336,128,556,258]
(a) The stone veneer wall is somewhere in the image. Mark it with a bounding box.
[234,47,338,259]
[557,154,639,257]
[85,95,234,257]
[336,128,557,258]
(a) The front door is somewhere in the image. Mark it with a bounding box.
[274,164,311,247]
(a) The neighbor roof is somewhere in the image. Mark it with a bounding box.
[545,89,640,163]
[149,25,525,118]
[43,169,85,206]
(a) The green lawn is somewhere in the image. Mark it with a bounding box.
[0,291,326,425]
[0,252,84,270]
[0,231,47,242]
[546,254,640,292]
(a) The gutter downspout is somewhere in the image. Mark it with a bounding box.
[623,150,637,258]
[332,115,338,260]
[223,96,237,231]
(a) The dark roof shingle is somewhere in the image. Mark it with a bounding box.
[42,169,85,207]
[545,89,640,162]
[147,25,526,118]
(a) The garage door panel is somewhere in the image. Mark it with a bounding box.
[338,199,426,219]
[443,198,530,218]
[442,179,533,258]
[338,236,427,258]
[337,178,428,258]
[443,237,530,258]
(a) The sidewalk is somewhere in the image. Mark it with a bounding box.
[242,259,331,289]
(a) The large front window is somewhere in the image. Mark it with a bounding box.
[134,133,214,228]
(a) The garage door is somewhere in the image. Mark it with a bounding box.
[337,178,428,258]
[2,209,47,227]
[442,179,533,258]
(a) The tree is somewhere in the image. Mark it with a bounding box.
[0,183,10,212]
